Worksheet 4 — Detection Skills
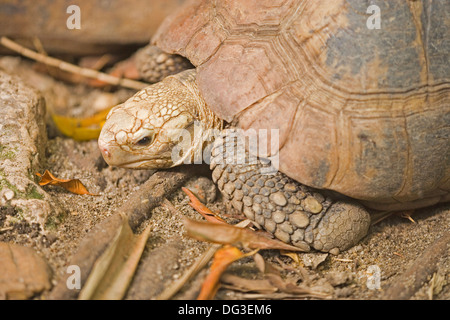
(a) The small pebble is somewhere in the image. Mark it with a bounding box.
[302,252,328,269]
[3,189,14,200]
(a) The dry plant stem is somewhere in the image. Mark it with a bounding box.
[0,226,14,233]
[0,36,148,90]
[382,230,450,299]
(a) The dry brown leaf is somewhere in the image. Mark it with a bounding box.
[182,187,226,224]
[156,244,220,300]
[197,245,258,300]
[36,170,96,195]
[428,272,445,299]
[78,213,151,300]
[183,217,304,251]
[254,252,281,275]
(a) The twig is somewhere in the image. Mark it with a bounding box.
[0,226,14,233]
[125,169,190,230]
[0,36,148,90]
[333,258,353,262]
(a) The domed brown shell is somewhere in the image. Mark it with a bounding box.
[153,0,450,210]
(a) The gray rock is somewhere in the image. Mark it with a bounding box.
[301,252,329,269]
[0,70,60,228]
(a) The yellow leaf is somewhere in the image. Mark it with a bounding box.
[281,251,301,265]
[51,107,111,141]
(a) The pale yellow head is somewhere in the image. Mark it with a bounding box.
[98,70,221,169]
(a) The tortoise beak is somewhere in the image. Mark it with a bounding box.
[98,139,112,161]
[98,137,175,169]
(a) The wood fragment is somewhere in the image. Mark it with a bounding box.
[125,168,191,230]
[393,252,404,258]
[333,258,354,263]
[382,230,450,300]
[0,226,14,233]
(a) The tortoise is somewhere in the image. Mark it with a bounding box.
[98,0,450,254]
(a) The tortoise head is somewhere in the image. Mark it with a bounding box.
[98,72,205,169]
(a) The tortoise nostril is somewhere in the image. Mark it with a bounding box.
[98,141,111,158]
[101,147,111,158]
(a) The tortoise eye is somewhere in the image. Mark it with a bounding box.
[136,136,153,146]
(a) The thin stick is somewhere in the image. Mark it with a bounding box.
[0,226,14,233]
[0,36,148,90]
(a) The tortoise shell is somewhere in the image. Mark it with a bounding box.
[152,0,450,210]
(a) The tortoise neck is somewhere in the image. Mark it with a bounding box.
[171,69,223,164]
[174,68,223,132]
